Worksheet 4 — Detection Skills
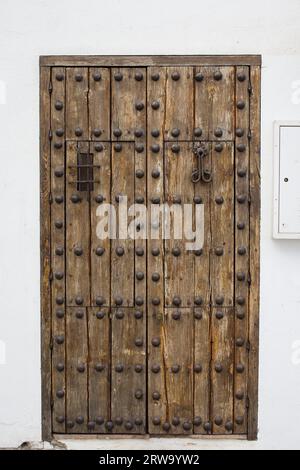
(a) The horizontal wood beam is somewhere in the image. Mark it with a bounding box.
[40,55,262,67]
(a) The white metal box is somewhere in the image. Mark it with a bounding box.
[273,121,300,239]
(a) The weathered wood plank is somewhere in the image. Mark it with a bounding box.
[194,142,212,306]
[40,66,52,440]
[111,308,146,434]
[66,67,88,140]
[66,307,88,432]
[90,142,111,307]
[87,307,110,433]
[164,67,193,140]
[148,309,193,435]
[234,66,250,435]
[164,142,194,307]
[194,66,210,140]
[194,67,235,141]
[66,141,91,306]
[111,143,134,306]
[147,66,166,311]
[50,67,66,433]
[210,67,235,141]
[134,125,147,307]
[211,307,234,434]
[247,66,261,441]
[111,67,146,141]
[194,307,211,434]
[147,67,167,434]
[210,142,234,307]
[40,55,262,67]
[88,67,110,141]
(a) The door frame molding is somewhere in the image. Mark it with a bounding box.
[40,55,261,441]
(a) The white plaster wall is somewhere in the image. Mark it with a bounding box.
[0,0,300,450]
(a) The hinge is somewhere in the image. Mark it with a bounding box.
[248,81,253,95]
[248,194,251,205]
[247,271,252,286]
[49,269,53,282]
[48,129,53,141]
[48,80,53,94]
[248,129,252,140]
[50,396,54,408]
[48,192,53,204]
[246,340,251,352]
[49,337,53,350]
[246,396,250,409]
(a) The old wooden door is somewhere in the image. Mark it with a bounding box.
[40,56,261,440]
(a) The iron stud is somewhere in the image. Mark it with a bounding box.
[214,71,223,81]
[96,310,105,319]
[151,129,160,137]
[194,127,202,137]
[151,73,160,81]
[171,71,180,81]
[151,100,160,110]
[136,271,144,281]
[93,73,101,81]
[135,296,144,306]
[195,72,204,82]
[114,72,123,81]
[94,143,103,152]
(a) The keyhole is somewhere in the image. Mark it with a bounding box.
[284,177,289,182]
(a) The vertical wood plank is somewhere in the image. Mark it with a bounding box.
[87,307,110,433]
[210,142,234,307]
[194,307,211,434]
[164,67,194,140]
[66,67,88,140]
[88,68,110,141]
[194,67,235,141]
[148,309,193,435]
[111,308,146,433]
[194,143,212,306]
[164,142,194,307]
[194,66,210,141]
[234,66,250,434]
[111,67,146,141]
[248,65,261,441]
[66,307,88,432]
[134,128,147,307]
[40,66,52,440]
[147,66,166,320]
[211,307,234,434]
[90,142,111,307]
[210,143,234,434]
[210,66,235,141]
[66,141,91,306]
[164,309,193,434]
[147,68,167,434]
[111,143,134,306]
[50,66,66,433]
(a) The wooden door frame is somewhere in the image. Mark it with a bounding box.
[40,55,261,441]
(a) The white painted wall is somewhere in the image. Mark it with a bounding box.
[0,0,300,450]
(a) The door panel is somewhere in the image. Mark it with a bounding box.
[111,308,146,434]
[148,309,193,435]
[164,142,194,307]
[66,141,91,306]
[66,68,89,140]
[194,66,235,141]
[111,142,135,307]
[43,60,260,438]
[111,67,146,141]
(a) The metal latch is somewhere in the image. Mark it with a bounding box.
[191,143,212,183]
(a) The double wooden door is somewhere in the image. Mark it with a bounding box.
[40,56,261,439]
